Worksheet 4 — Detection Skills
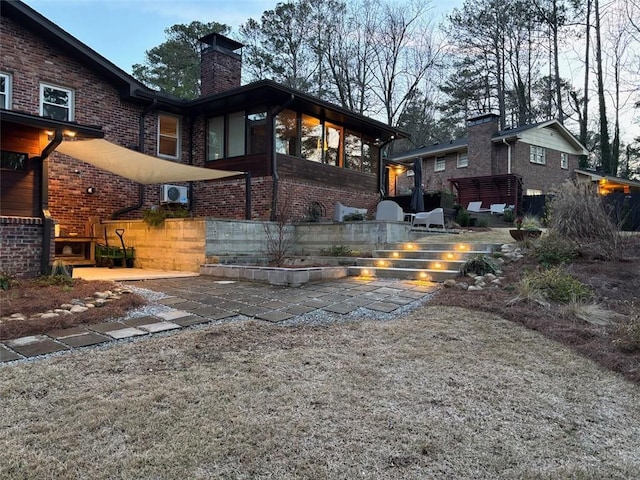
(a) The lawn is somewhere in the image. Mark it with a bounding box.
[1,306,639,479]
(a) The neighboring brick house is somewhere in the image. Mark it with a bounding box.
[1,1,403,277]
[389,113,588,210]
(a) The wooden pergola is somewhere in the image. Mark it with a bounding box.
[449,174,523,215]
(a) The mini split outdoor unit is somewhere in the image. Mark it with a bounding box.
[160,184,189,204]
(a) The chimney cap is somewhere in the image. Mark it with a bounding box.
[199,32,243,53]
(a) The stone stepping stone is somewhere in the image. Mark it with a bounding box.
[156,310,191,321]
[301,299,331,308]
[365,302,399,313]
[5,335,69,357]
[322,303,359,315]
[0,344,22,362]
[123,317,181,333]
[46,326,111,348]
[284,305,316,315]
[88,322,147,339]
[256,311,295,323]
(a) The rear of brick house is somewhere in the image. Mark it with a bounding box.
[1,1,402,277]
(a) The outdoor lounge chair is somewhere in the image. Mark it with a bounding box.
[467,201,490,213]
[375,200,404,222]
[412,208,445,229]
[490,203,507,215]
[333,202,368,222]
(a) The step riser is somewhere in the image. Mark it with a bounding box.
[385,242,500,252]
[373,250,488,261]
[357,259,465,271]
[348,266,458,282]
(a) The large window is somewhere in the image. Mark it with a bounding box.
[324,122,342,166]
[301,114,322,163]
[228,111,245,157]
[275,109,298,155]
[40,83,73,121]
[530,145,546,165]
[0,73,11,109]
[158,114,180,159]
[344,131,363,170]
[361,138,378,174]
[207,116,224,160]
[247,112,267,155]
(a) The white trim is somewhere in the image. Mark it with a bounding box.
[0,72,11,109]
[40,83,74,121]
[157,113,181,159]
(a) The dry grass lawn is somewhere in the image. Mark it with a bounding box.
[2,306,639,479]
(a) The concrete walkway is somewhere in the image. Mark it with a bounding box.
[0,276,438,363]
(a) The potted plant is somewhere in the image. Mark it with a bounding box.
[510,214,542,241]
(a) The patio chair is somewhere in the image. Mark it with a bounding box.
[375,200,404,222]
[333,202,368,222]
[412,208,445,229]
[467,201,490,213]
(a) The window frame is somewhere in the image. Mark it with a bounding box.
[40,83,74,121]
[157,113,181,160]
[434,156,445,172]
[529,145,546,165]
[0,72,12,110]
[560,152,568,170]
[457,152,468,168]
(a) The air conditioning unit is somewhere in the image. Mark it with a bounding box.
[160,184,189,204]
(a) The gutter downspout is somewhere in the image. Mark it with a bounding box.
[112,99,157,219]
[38,130,63,274]
[378,135,397,198]
[502,137,512,174]
[270,94,295,221]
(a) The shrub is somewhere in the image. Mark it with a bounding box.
[546,181,622,259]
[456,208,471,227]
[142,205,189,227]
[522,267,591,304]
[322,245,354,256]
[459,254,500,276]
[532,232,578,266]
[342,212,366,221]
[502,207,515,223]
[475,217,489,228]
[0,272,17,291]
[613,315,640,353]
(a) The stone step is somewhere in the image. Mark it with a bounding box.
[348,266,459,282]
[373,249,489,261]
[384,242,500,252]
[357,257,466,271]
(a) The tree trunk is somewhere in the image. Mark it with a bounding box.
[595,0,612,174]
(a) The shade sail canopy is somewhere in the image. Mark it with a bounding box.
[56,138,244,184]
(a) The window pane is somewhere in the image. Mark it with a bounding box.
[43,86,69,106]
[1,150,28,170]
[0,76,5,92]
[275,109,298,155]
[362,137,378,174]
[228,111,245,157]
[247,112,267,154]
[301,115,322,162]
[344,131,362,171]
[207,116,224,160]
[324,123,342,166]
[158,115,179,157]
[43,104,69,121]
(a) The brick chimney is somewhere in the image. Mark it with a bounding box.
[466,113,500,174]
[199,33,243,96]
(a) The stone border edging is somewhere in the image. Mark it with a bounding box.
[200,265,348,287]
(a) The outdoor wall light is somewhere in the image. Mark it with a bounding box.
[86,187,96,194]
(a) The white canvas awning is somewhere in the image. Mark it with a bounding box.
[55,138,243,184]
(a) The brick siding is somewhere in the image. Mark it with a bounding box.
[0,216,45,278]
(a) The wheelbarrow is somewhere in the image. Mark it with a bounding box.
[115,228,135,268]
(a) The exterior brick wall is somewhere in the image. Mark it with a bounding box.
[509,141,577,192]
[0,216,44,278]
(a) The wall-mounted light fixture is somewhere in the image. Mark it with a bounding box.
[86,187,96,194]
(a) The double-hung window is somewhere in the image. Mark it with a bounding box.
[560,153,568,169]
[435,156,445,172]
[40,83,74,121]
[529,145,546,165]
[457,152,468,168]
[158,114,181,159]
[0,73,11,109]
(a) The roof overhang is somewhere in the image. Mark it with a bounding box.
[55,138,244,184]
[493,119,589,155]
[0,109,105,139]
[575,169,640,190]
[188,80,406,142]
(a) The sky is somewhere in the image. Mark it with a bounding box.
[22,0,463,74]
